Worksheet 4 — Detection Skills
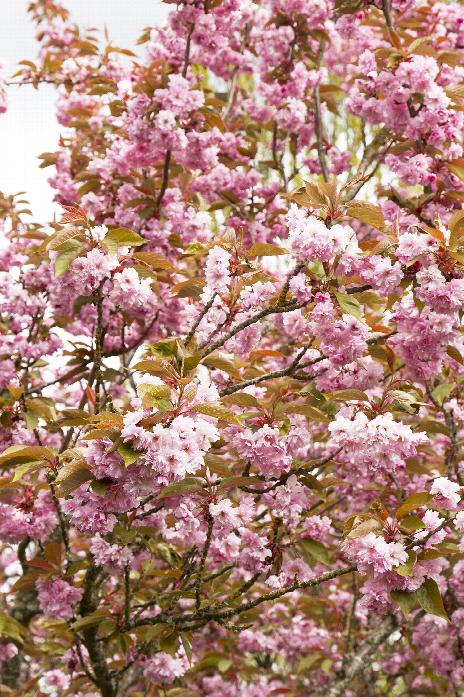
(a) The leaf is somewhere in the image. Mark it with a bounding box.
[222,393,260,408]
[117,442,140,466]
[446,161,464,183]
[0,445,54,468]
[446,345,464,365]
[158,477,204,499]
[181,634,193,666]
[334,291,363,320]
[150,339,178,358]
[171,278,205,299]
[46,225,84,251]
[299,538,331,567]
[431,382,454,406]
[102,227,145,255]
[345,514,382,539]
[448,210,464,249]
[285,404,329,422]
[71,609,109,632]
[345,201,385,231]
[391,589,418,618]
[395,551,417,577]
[396,492,433,519]
[132,251,174,271]
[400,514,426,532]
[416,223,446,246]
[91,479,112,496]
[55,458,93,497]
[407,37,432,55]
[133,359,179,382]
[44,542,63,567]
[12,460,43,482]
[419,419,449,436]
[202,355,241,379]
[328,389,368,402]
[138,384,172,410]
[58,204,88,225]
[0,611,27,643]
[54,239,81,277]
[217,476,261,491]
[415,579,448,620]
[192,403,240,424]
[246,242,287,258]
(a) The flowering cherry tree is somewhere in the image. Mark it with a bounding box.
[1,0,464,694]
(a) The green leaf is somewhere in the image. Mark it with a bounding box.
[46,225,84,251]
[55,458,93,497]
[150,339,178,358]
[396,492,433,518]
[54,239,81,277]
[334,291,363,320]
[202,355,241,379]
[132,251,174,271]
[0,445,54,468]
[328,389,368,402]
[0,611,27,643]
[138,383,172,411]
[446,162,464,183]
[299,538,331,567]
[183,354,202,372]
[419,419,449,436]
[396,551,417,577]
[91,479,112,496]
[102,227,145,255]
[400,514,426,532]
[391,589,418,618]
[446,345,464,365]
[181,634,193,666]
[223,393,260,409]
[158,477,204,499]
[285,404,329,422]
[12,460,43,482]
[117,441,140,466]
[172,278,205,299]
[415,579,448,620]
[71,609,109,632]
[192,403,240,424]
[345,200,385,231]
[246,242,287,258]
[431,383,454,406]
[160,632,178,656]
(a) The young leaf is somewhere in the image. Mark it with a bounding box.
[299,538,331,567]
[192,403,240,424]
[102,227,145,255]
[391,589,418,618]
[415,579,449,620]
[345,200,385,231]
[246,242,287,258]
[395,551,417,577]
[396,492,433,518]
[334,291,363,320]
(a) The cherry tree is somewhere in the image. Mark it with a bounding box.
[1,0,464,694]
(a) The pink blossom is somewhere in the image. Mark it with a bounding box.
[36,577,83,620]
[142,649,189,684]
[38,670,70,696]
[430,477,461,510]
[342,532,408,574]
[204,246,232,294]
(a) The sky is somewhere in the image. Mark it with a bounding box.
[1,1,170,221]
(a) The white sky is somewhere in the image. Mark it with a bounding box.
[1,1,170,221]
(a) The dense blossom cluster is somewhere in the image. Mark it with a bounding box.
[1,0,464,695]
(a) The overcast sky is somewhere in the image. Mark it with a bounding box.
[1,1,169,221]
